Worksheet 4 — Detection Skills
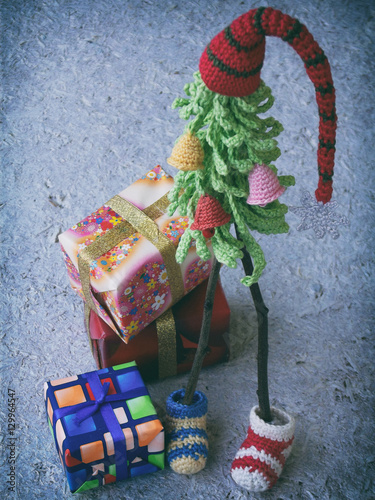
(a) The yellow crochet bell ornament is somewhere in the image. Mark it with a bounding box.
[167,131,204,171]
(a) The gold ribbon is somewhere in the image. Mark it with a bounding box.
[155,309,177,379]
[108,195,185,306]
[78,191,184,372]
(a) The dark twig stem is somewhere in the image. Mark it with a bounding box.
[235,225,272,423]
[183,256,222,405]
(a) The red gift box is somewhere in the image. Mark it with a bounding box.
[87,279,230,381]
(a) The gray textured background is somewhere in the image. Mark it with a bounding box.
[1,0,374,499]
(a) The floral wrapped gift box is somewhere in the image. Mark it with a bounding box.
[59,165,213,343]
[44,362,164,493]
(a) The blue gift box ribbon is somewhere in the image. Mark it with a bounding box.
[53,371,148,482]
[74,380,110,425]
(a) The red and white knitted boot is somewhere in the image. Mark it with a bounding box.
[231,406,295,492]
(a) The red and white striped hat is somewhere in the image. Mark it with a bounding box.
[199,7,337,204]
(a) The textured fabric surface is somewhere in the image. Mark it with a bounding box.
[1,1,374,499]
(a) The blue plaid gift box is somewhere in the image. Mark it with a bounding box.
[44,361,164,493]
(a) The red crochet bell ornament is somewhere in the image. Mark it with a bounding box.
[190,194,231,238]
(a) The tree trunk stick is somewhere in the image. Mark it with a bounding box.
[235,225,272,423]
[183,256,221,405]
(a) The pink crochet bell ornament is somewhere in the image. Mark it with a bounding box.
[247,164,286,207]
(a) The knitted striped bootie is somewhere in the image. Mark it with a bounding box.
[165,389,208,474]
[231,406,295,492]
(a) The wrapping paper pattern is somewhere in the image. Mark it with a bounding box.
[44,362,164,493]
[59,166,213,342]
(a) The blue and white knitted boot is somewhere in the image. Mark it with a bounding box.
[165,389,208,474]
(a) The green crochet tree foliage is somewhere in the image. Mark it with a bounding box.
[168,72,295,286]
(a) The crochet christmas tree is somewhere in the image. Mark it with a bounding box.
[165,6,343,490]
[168,72,295,286]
